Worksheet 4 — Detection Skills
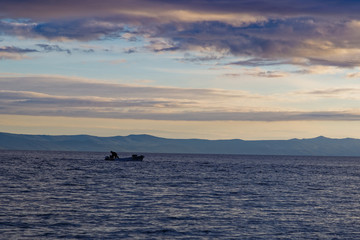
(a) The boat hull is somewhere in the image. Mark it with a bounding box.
[104,155,144,161]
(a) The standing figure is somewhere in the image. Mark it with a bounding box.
[110,151,119,159]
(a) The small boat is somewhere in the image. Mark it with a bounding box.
[105,154,144,161]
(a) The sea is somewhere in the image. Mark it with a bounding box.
[1,150,360,239]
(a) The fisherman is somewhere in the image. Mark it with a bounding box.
[110,151,119,159]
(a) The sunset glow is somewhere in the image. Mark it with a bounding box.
[1,1,360,139]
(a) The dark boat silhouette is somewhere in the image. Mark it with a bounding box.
[105,154,144,161]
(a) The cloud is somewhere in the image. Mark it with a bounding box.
[245,68,289,78]
[228,58,287,67]
[179,52,225,63]
[347,71,360,78]
[0,18,126,41]
[36,44,71,54]
[0,44,97,60]
[0,75,261,101]
[0,75,274,121]
[295,88,360,100]
[224,67,289,78]
[0,46,37,54]
[294,65,343,75]
[0,46,38,60]
[1,1,360,69]
[1,1,360,22]
[123,47,137,54]
[2,74,360,121]
[2,89,360,121]
[0,90,189,109]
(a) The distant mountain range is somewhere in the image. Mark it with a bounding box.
[1,132,360,156]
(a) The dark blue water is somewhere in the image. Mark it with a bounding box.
[1,151,360,239]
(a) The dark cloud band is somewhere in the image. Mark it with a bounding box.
[1,75,360,122]
[1,1,360,68]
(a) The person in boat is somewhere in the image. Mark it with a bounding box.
[110,151,119,159]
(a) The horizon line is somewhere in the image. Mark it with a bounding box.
[0,131,356,142]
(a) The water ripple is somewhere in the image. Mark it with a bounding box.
[1,151,360,239]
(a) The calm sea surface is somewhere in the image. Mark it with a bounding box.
[1,150,360,239]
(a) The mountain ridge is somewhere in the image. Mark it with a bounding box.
[1,132,360,156]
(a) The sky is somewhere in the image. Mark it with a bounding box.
[1,0,360,140]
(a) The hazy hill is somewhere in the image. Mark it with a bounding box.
[1,132,360,156]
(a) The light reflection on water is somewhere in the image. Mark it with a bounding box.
[1,150,360,239]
